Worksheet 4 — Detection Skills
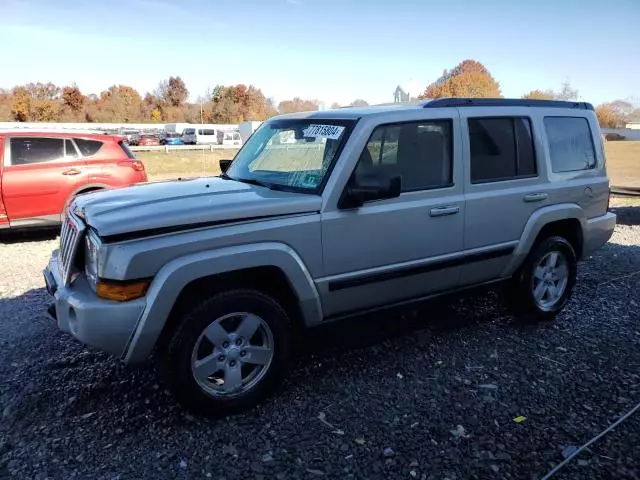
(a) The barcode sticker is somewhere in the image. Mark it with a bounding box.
[303,124,345,140]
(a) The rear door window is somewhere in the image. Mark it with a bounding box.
[468,117,537,183]
[9,138,64,166]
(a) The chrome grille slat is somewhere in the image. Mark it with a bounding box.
[58,211,85,286]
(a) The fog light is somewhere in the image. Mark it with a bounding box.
[96,279,150,302]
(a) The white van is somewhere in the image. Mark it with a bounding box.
[182,127,218,145]
[218,130,242,146]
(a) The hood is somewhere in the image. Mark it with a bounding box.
[72,177,321,238]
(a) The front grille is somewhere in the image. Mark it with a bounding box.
[59,212,85,286]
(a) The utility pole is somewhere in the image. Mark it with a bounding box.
[200,97,204,124]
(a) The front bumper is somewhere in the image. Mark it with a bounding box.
[44,250,146,357]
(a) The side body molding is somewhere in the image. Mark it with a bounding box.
[123,242,322,363]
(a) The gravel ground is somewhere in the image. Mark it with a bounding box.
[0,199,639,480]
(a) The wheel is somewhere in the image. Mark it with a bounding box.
[507,236,577,321]
[162,289,292,416]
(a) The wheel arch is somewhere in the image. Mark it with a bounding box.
[504,203,587,276]
[122,242,322,363]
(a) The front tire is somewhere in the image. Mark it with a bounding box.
[507,236,577,321]
[162,289,292,416]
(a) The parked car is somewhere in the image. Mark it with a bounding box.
[44,98,616,416]
[138,134,160,146]
[218,130,242,146]
[0,130,147,229]
[160,133,185,146]
[182,127,218,145]
[120,129,141,146]
[604,132,625,141]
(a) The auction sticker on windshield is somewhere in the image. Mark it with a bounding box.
[303,124,345,140]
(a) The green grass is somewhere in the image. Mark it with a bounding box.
[137,149,238,181]
[138,142,640,189]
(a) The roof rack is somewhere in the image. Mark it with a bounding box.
[421,98,594,111]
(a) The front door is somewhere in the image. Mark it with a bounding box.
[2,137,88,226]
[318,114,466,318]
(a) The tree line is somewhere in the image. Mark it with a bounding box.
[0,77,331,125]
[1,62,637,128]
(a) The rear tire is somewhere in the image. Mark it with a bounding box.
[161,289,292,416]
[507,236,577,322]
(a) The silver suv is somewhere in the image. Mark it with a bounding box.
[43,98,616,415]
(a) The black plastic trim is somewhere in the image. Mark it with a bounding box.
[327,246,514,292]
[101,212,317,244]
[323,277,510,322]
[423,98,594,111]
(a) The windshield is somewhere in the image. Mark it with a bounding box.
[225,119,354,193]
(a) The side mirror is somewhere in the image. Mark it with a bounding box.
[340,171,401,209]
[219,159,233,173]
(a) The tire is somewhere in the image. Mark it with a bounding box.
[507,236,577,321]
[161,289,292,416]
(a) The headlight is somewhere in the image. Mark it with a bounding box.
[84,231,100,288]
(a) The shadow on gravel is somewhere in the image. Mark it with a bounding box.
[303,288,511,357]
[610,204,640,226]
[0,227,59,244]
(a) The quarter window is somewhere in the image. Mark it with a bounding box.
[544,117,596,172]
[469,117,537,183]
[74,138,103,156]
[355,120,453,192]
[9,138,64,166]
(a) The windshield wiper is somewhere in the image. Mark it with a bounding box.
[234,177,284,191]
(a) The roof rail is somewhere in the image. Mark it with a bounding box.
[422,97,595,111]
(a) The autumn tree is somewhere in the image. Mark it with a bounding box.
[595,100,639,128]
[201,84,273,123]
[265,98,278,118]
[522,89,555,100]
[555,81,578,101]
[0,89,12,121]
[419,59,501,99]
[58,85,86,121]
[61,85,85,112]
[157,76,189,107]
[93,85,142,122]
[11,86,31,121]
[595,104,618,128]
[350,99,369,107]
[277,97,319,114]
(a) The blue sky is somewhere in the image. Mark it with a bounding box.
[1,0,638,107]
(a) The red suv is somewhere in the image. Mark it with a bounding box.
[0,130,148,229]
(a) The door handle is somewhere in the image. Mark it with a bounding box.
[523,193,548,203]
[429,205,460,217]
[62,169,81,176]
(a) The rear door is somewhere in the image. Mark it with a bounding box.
[2,136,89,226]
[459,109,547,285]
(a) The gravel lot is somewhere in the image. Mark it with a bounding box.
[1,199,639,480]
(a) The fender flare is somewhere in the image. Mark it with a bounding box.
[503,203,586,276]
[123,242,322,363]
